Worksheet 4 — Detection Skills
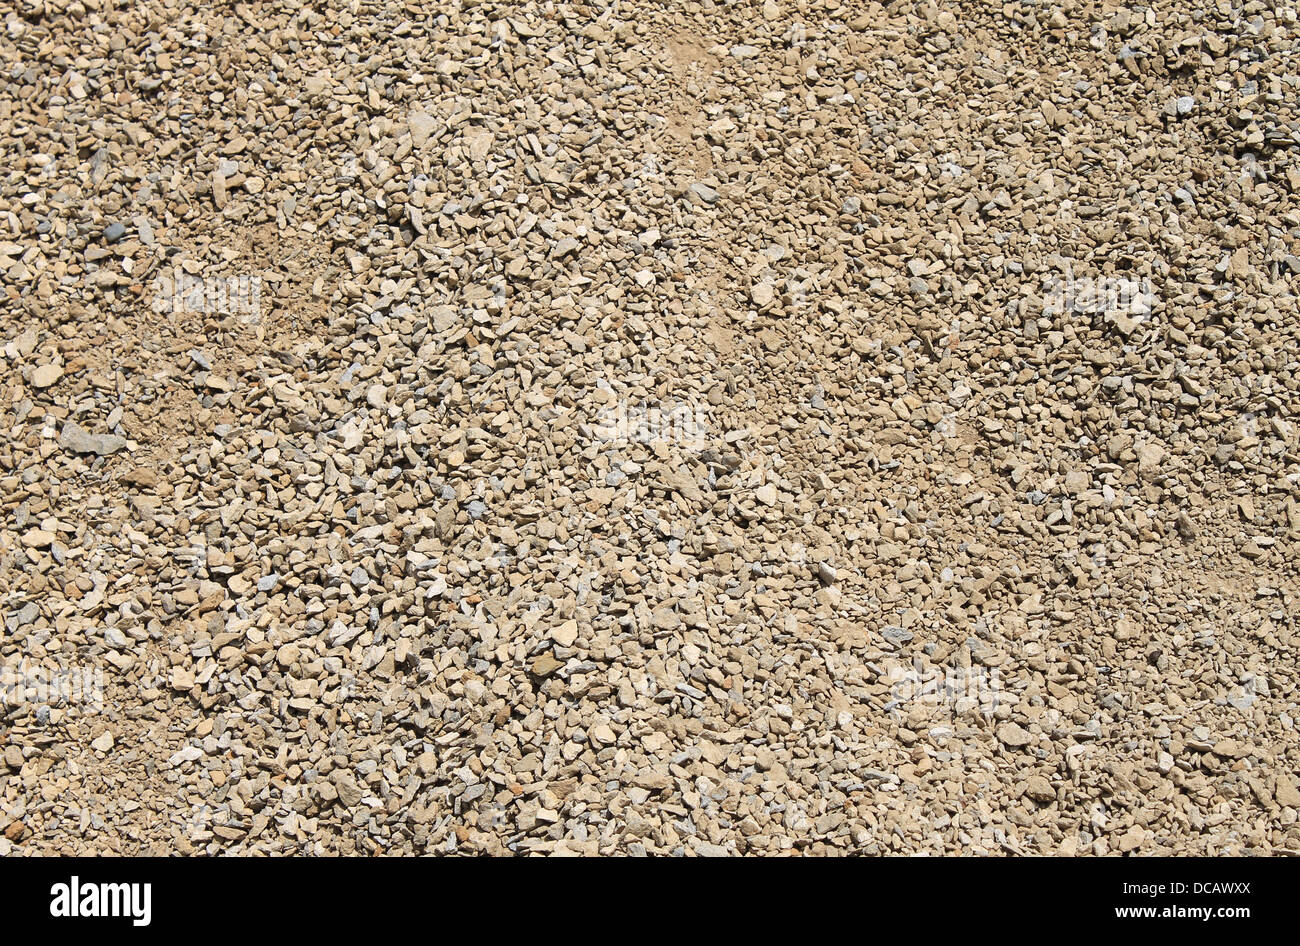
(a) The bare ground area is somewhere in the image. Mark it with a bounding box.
[1,0,1298,855]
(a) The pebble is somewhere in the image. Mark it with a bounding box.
[551,621,579,647]
[31,364,62,388]
[689,182,720,204]
[59,422,128,456]
[997,724,1034,749]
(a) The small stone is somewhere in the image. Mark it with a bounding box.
[530,654,563,677]
[1276,776,1300,809]
[167,745,202,767]
[331,771,363,807]
[551,620,579,647]
[881,626,913,645]
[407,111,438,148]
[60,422,128,456]
[1117,826,1145,853]
[31,364,62,388]
[21,529,55,548]
[11,603,38,629]
[1025,775,1055,803]
[689,182,720,204]
[1136,442,1165,472]
[997,723,1033,748]
[1211,739,1248,759]
[119,468,158,488]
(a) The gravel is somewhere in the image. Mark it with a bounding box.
[0,0,1298,857]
